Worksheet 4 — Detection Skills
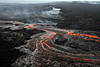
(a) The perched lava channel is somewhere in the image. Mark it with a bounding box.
[24,24,100,66]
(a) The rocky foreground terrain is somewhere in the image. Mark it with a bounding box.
[0,21,44,67]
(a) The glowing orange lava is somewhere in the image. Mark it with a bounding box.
[61,31,100,42]
[24,24,100,65]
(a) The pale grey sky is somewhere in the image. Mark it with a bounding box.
[0,0,100,3]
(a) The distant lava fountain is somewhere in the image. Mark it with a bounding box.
[24,24,100,66]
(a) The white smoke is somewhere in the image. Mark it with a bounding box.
[0,3,63,23]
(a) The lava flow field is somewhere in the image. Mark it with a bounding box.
[12,24,100,67]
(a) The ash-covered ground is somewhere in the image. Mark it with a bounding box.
[0,2,100,67]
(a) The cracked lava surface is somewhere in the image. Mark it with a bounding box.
[13,24,100,66]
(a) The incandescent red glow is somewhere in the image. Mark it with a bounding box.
[65,31,100,39]
[24,24,100,65]
[50,5,52,7]
[60,31,100,42]
[24,24,37,29]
